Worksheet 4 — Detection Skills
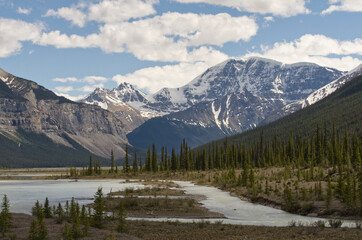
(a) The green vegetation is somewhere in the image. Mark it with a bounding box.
[0,129,107,168]
[223,74,362,146]
[0,194,12,238]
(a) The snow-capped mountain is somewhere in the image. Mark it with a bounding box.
[127,57,345,149]
[148,57,342,113]
[80,83,148,132]
[264,63,362,124]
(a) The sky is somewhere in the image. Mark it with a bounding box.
[0,0,362,100]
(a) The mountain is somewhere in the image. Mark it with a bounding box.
[127,57,344,150]
[0,68,129,167]
[205,73,362,148]
[80,84,146,132]
[263,63,362,123]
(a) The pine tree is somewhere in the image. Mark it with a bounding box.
[146,145,151,171]
[32,200,43,218]
[0,194,12,237]
[152,143,158,172]
[116,201,127,233]
[43,197,52,218]
[124,144,130,173]
[29,211,48,240]
[55,203,64,224]
[92,187,106,228]
[133,151,138,173]
[111,150,115,173]
[88,156,93,175]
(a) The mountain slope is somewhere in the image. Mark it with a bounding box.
[128,57,344,149]
[0,68,129,167]
[214,74,362,147]
[263,64,362,123]
[81,85,146,132]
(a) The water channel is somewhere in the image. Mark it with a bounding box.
[0,179,355,227]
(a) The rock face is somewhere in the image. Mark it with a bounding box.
[0,68,128,158]
[127,57,345,149]
[263,63,362,124]
[80,85,146,133]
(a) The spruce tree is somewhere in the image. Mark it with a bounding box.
[55,203,64,224]
[152,143,158,172]
[43,197,52,218]
[111,150,115,173]
[116,201,127,233]
[92,187,106,228]
[125,144,130,173]
[88,156,93,175]
[0,194,12,237]
[133,151,138,173]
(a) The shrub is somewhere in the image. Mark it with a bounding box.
[328,219,343,228]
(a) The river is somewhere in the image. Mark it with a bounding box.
[0,179,355,227]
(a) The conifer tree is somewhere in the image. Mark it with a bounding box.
[125,144,130,173]
[116,201,127,233]
[111,150,115,173]
[146,145,151,171]
[152,143,158,172]
[55,203,64,224]
[43,197,52,218]
[88,156,93,175]
[92,187,106,228]
[133,151,138,173]
[0,194,12,238]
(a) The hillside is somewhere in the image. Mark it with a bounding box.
[127,57,343,149]
[215,74,362,146]
[0,68,129,167]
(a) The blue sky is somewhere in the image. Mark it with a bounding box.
[0,0,361,100]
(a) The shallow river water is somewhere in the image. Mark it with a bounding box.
[0,179,355,227]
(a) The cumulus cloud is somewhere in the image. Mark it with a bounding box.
[45,7,87,27]
[38,12,257,62]
[55,86,73,92]
[243,34,362,71]
[52,76,109,83]
[78,84,105,92]
[54,92,86,101]
[53,77,78,83]
[44,0,158,27]
[88,0,158,23]
[173,0,310,17]
[322,0,362,14]
[17,7,32,15]
[0,18,43,57]
[112,47,228,93]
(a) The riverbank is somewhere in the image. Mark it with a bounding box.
[1,168,361,221]
[7,213,362,240]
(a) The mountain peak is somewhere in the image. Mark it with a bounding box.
[349,63,362,74]
[116,82,134,90]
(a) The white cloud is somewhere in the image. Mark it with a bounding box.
[17,7,32,15]
[173,0,310,17]
[322,0,362,14]
[88,0,158,23]
[83,76,108,84]
[53,77,78,83]
[55,86,73,92]
[79,84,105,92]
[54,92,86,101]
[0,18,43,57]
[52,76,109,84]
[38,12,257,62]
[243,34,362,71]
[45,7,87,27]
[112,46,228,93]
[264,16,274,22]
